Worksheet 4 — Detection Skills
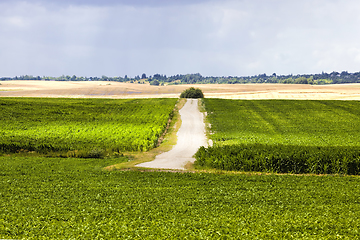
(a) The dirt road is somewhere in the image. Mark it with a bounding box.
[136,99,208,170]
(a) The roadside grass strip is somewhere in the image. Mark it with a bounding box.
[1,156,360,239]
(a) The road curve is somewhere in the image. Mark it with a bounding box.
[136,99,208,170]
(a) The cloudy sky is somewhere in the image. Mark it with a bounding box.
[1,0,360,78]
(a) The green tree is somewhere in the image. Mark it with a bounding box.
[295,77,308,84]
[180,87,204,98]
[150,80,160,86]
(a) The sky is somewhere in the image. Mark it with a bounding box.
[1,0,360,78]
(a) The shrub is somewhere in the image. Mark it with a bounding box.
[150,80,160,86]
[180,87,204,98]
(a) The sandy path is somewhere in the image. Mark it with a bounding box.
[136,99,208,170]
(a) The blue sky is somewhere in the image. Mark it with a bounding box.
[1,0,360,77]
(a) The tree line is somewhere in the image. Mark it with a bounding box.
[1,71,360,85]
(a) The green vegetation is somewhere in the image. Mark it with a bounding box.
[149,79,160,86]
[195,99,360,174]
[1,97,360,238]
[196,144,360,174]
[180,87,204,98]
[0,98,177,156]
[2,70,360,84]
[1,156,360,239]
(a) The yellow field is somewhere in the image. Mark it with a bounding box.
[0,80,360,100]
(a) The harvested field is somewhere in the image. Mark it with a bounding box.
[0,80,359,100]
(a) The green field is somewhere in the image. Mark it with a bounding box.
[1,156,360,239]
[0,98,177,156]
[195,99,360,174]
[2,97,360,238]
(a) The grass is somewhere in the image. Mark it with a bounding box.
[204,99,360,147]
[107,98,186,170]
[1,156,360,239]
[1,97,360,238]
[195,99,360,174]
[0,98,178,156]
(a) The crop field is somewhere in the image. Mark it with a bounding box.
[1,81,360,100]
[0,98,177,155]
[195,99,360,174]
[1,156,360,239]
[2,94,360,238]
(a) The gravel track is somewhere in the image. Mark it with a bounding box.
[136,99,208,170]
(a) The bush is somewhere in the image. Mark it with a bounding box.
[180,87,204,98]
[150,80,160,86]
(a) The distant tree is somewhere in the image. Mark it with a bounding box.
[180,87,204,98]
[295,77,308,84]
[330,71,339,78]
[150,80,160,86]
[258,73,267,78]
[5,70,360,85]
[281,78,294,84]
[340,71,349,77]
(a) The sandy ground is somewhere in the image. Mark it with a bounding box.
[136,99,208,170]
[1,80,360,100]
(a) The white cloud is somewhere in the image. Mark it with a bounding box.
[1,0,360,77]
